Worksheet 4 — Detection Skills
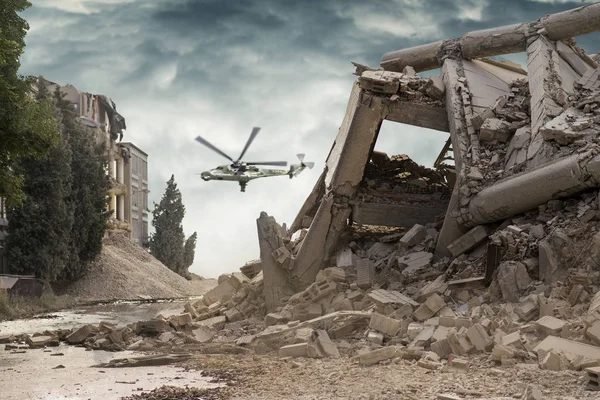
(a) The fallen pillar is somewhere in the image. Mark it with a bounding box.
[461,153,600,227]
[380,2,600,72]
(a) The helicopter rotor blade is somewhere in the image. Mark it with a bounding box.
[246,161,288,166]
[304,162,315,169]
[195,135,234,162]
[236,127,261,162]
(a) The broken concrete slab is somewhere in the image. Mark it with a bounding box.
[480,118,512,142]
[447,225,489,257]
[369,313,402,336]
[399,224,426,248]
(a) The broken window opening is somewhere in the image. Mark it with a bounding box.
[349,121,451,230]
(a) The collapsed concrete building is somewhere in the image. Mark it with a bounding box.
[13,4,600,396]
[254,3,600,312]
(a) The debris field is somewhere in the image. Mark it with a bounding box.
[5,3,600,400]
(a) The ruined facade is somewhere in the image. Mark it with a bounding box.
[256,3,600,312]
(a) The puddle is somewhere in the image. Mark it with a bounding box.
[0,300,192,336]
[0,344,221,400]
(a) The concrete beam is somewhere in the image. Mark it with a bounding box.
[435,59,470,258]
[257,212,294,312]
[385,101,449,133]
[289,170,326,234]
[351,202,447,228]
[527,35,563,168]
[290,82,388,289]
[291,194,351,291]
[462,153,600,227]
[381,2,600,72]
[325,83,389,196]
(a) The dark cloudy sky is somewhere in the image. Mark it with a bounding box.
[19,0,600,278]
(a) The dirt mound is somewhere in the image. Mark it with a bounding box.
[61,233,216,301]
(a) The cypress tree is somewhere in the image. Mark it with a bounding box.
[54,86,110,280]
[5,81,73,281]
[149,175,190,277]
[183,231,197,273]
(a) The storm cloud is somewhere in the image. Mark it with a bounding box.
[19,0,600,277]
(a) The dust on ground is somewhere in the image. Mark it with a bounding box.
[171,352,593,400]
[57,234,217,301]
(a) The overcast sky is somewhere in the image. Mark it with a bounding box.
[19,0,600,278]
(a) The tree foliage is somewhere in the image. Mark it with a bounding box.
[150,175,196,278]
[0,0,61,205]
[6,81,110,282]
[183,231,197,270]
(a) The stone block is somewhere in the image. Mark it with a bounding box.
[587,322,600,346]
[411,326,435,347]
[367,331,384,345]
[431,338,452,358]
[399,224,426,248]
[407,322,424,340]
[224,308,243,323]
[447,329,473,356]
[66,325,94,345]
[536,316,566,336]
[279,343,309,358]
[353,346,404,366]
[424,76,445,100]
[307,330,340,358]
[466,323,492,351]
[265,313,286,327]
[136,319,172,334]
[491,344,515,361]
[585,366,600,391]
[196,316,226,329]
[27,335,59,348]
[368,289,419,307]
[413,293,446,321]
[356,258,374,290]
[389,304,413,319]
[447,226,489,257]
[192,326,215,343]
[399,252,433,278]
[540,351,564,371]
[480,117,512,142]
[369,313,402,336]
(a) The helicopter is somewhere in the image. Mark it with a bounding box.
[194,127,314,192]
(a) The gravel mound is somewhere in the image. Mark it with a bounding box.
[62,234,216,301]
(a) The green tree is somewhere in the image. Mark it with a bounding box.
[0,0,61,205]
[6,81,110,282]
[150,175,192,277]
[5,81,73,281]
[54,85,110,280]
[183,231,197,271]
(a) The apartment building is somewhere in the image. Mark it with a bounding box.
[120,142,150,247]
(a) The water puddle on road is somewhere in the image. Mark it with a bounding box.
[1,344,221,400]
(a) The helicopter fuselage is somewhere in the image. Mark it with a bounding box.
[200,164,291,183]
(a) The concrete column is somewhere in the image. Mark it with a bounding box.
[462,154,600,227]
[117,158,124,184]
[291,82,388,290]
[434,59,469,258]
[110,194,117,219]
[118,195,125,221]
